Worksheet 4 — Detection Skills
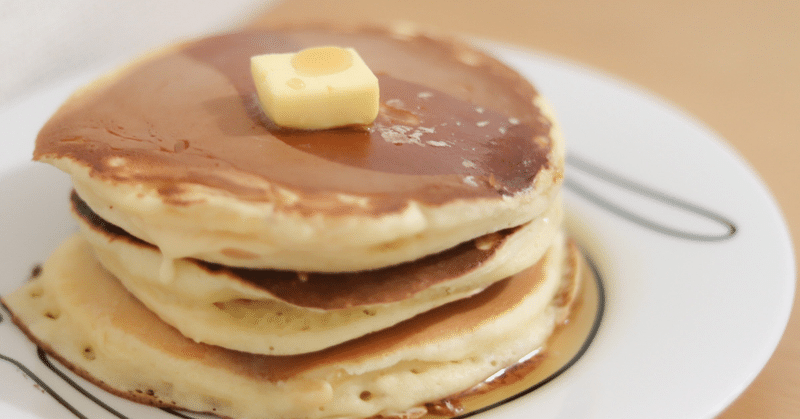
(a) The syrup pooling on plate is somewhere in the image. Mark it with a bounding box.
[423,244,602,417]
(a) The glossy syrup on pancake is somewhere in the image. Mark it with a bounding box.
[34,27,554,215]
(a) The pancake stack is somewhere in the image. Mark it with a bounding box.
[2,25,584,419]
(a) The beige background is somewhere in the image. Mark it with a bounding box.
[252,1,800,418]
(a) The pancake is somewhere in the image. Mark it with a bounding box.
[8,23,580,418]
[34,24,565,273]
[1,233,583,419]
[72,190,563,354]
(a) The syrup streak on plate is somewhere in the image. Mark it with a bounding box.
[0,43,795,419]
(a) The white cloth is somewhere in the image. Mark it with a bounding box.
[0,0,273,107]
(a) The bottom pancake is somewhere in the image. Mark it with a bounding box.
[2,234,582,419]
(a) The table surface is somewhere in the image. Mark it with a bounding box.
[251,1,800,418]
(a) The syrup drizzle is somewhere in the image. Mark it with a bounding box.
[424,250,604,418]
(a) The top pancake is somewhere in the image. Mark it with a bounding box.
[34,24,565,271]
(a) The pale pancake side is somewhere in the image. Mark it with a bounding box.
[74,194,562,354]
[2,233,580,419]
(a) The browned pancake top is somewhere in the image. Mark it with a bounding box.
[36,26,554,215]
[71,190,521,309]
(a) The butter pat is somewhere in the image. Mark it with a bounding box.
[251,46,379,129]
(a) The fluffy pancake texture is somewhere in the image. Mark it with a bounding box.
[2,233,582,419]
[34,25,565,272]
[72,190,563,354]
[7,24,581,419]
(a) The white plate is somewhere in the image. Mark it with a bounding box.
[0,43,794,419]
